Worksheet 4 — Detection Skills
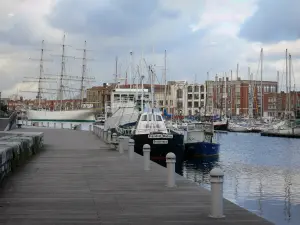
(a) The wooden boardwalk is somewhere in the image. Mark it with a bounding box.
[0,128,273,225]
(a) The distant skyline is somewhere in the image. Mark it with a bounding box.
[0,0,299,98]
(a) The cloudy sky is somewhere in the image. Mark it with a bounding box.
[0,0,299,98]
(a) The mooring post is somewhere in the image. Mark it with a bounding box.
[111,133,117,149]
[107,130,111,144]
[128,139,135,161]
[143,144,151,171]
[209,168,225,218]
[166,152,176,187]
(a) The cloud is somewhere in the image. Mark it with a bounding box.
[1,0,300,99]
[48,0,180,37]
[239,0,300,43]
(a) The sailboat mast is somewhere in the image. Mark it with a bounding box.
[224,73,227,117]
[260,48,263,118]
[204,72,209,116]
[236,63,239,115]
[79,41,87,107]
[37,40,45,108]
[129,51,133,89]
[115,56,118,84]
[289,54,292,118]
[276,71,279,118]
[58,34,66,111]
[285,49,288,118]
[230,70,233,117]
[163,50,167,109]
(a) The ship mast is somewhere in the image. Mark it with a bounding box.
[22,40,57,106]
[74,40,95,108]
[58,34,66,110]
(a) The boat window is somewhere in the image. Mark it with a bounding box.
[156,115,162,121]
[141,115,147,121]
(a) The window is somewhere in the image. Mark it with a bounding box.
[188,94,193,100]
[188,86,193,92]
[200,85,204,92]
[194,86,199,92]
[156,115,162,121]
[194,102,199,108]
[141,115,147,121]
[159,100,163,106]
[177,89,183,98]
[194,94,199,99]
[201,94,204,99]
[188,102,192,107]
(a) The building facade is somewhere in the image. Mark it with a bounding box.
[205,77,278,117]
[263,91,300,118]
[86,78,297,118]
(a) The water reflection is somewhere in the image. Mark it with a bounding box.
[182,133,300,225]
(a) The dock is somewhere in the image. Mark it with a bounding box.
[261,130,300,138]
[0,127,273,224]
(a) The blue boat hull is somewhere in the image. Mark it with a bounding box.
[185,142,220,157]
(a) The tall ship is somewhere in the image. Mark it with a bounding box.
[23,36,95,122]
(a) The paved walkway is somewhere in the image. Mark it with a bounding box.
[0,128,273,224]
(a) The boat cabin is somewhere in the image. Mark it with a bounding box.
[135,111,168,135]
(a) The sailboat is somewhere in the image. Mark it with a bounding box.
[24,36,95,122]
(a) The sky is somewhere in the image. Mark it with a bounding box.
[0,0,299,99]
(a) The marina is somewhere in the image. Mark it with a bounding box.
[0,127,273,224]
[6,120,300,225]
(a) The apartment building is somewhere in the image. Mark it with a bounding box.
[263,91,300,118]
[205,76,278,117]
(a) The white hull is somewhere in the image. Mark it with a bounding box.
[26,109,95,122]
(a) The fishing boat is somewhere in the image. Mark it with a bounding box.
[171,121,220,157]
[130,108,184,161]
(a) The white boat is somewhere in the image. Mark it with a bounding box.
[26,108,95,122]
[228,122,250,132]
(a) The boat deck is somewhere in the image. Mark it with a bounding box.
[0,128,273,224]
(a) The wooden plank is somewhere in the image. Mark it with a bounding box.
[0,128,274,224]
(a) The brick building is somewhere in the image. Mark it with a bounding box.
[206,77,278,117]
[263,91,300,118]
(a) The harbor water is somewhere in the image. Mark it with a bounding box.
[183,132,300,225]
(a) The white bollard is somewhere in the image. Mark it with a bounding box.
[61,123,63,129]
[111,133,117,149]
[70,123,73,129]
[118,136,124,154]
[54,123,56,128]
[209,168,225,218]
[107,130,111,144]
[47,122,50,127]
[128,139,135,161]
[103,130,107,142]
[143,144,151,171]
[98,128,101,137]
[101,128,104,139]
[89,124,92,132]
[166,152,176,187]
[25,120,28,126]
